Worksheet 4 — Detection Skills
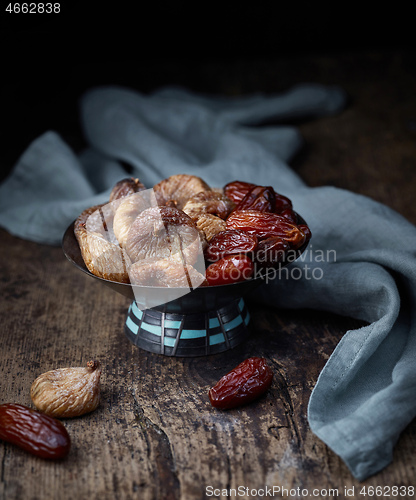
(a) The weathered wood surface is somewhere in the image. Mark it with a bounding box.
[1,50,416,500]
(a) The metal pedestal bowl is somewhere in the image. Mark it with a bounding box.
[62,216,309,357]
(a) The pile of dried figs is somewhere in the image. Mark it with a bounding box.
[74,174,311,287]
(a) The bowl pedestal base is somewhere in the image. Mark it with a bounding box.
[124,298,251,357]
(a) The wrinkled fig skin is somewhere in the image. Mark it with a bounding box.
[129,258,208,288]
[74,204,105,236]
[125,206,201,265]
[0,403,71,459]
[109,177,146,202]
[113,191,157,248]
[79,231,130,282]
[182,191,235,221]
[153,174,211,209]
[30,361,102,419]
[74,206,130,283]
[195,213,226,242]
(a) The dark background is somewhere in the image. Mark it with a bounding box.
[0,3,413,180]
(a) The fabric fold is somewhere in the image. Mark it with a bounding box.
[253,186,416,479]
[1,83,415,480]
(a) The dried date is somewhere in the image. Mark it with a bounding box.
[205,254,254,286]
[226,210,306,249]
[235,186,276,213]
[254,236,291,267]
[274,193,293,213]
[223,180,256,204]
[205,230,258,262]
[0,403,71,459]
[298,224,312,244]
[209,357,274,410]
[278,208,298,224]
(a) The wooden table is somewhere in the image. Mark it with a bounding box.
[1,49,416,500]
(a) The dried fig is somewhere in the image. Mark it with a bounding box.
[74,204,105,235]
[125,206,201,266]
[153,174,211,209]
[113,190,157,247]
[81,203,119,245]
[129,258,207,288]
[109,177,146,202]
[74,206,130,282]
[30,361,102,418]
[182,191,235,220]
[195,213,226,242]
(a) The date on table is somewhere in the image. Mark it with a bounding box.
[5,3,60,13]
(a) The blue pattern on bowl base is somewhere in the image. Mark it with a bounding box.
[124,298,251,357]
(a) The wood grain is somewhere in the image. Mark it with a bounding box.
[1,50,416,499]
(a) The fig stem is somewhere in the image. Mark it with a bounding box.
[86,360,100,371]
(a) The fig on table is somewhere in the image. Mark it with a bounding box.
[30,360,102,419]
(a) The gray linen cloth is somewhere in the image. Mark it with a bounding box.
[1,84,416,481]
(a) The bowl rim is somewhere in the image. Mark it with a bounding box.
[62,212,309,291]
